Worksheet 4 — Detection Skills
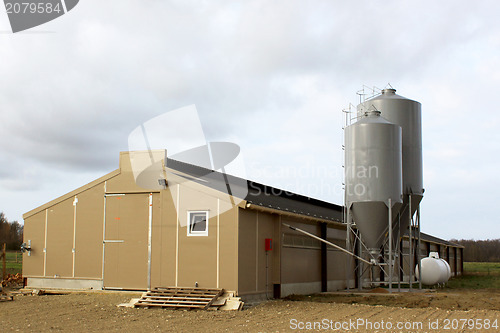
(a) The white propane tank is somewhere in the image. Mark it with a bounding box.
[415,252,451,285]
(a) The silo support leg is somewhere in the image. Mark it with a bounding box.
[357,231,363,291]
[346,208,351,291]
[409,194,413,291]
[388,198,392,293]
[398,212,401,292]
[417,206,422,290]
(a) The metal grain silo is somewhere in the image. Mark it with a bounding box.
[358,88,424,211]
[345,110,403,253]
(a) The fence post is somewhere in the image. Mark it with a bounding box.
[2,243,6,281]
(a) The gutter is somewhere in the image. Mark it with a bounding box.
[245,203,344,228]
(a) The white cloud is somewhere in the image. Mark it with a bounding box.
[0,1,499,240]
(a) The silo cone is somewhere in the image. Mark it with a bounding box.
[350,201,402,253]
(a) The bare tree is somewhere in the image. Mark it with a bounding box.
[0,212,24,250]
[450,239,500,262]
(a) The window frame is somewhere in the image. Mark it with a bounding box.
[187,210,209,237]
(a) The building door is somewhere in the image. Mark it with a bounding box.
[103,193,152,290]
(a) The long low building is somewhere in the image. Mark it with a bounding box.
[22,151,463,300]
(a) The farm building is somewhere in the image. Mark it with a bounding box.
[22,151,463,300]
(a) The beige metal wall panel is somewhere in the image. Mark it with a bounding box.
[237,209,276,295]
[448,250,455,273]
[217,200,238,292]
[105,152,155,193]
[326,227,343,239]
[281,247,321,284]
[151,187,177,288]
[457,249,462,274]
[103,193,149,289]
[45,198,74,278]
[281,219,321,284]
[285,219,319,234]
[256,212,274,294]
[420,241,427,257]
[272,215,281,285]
[151,184,239,291]
[149,192,163,288]
[74,184,105,278]
[400,239,411,277]
[177,186,217,288]
[237,208,257,293]
[23,169,120,220]
[22,210,46,277]
[326,227,351,281]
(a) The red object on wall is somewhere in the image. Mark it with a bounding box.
[265,238,272,251]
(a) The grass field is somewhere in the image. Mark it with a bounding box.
[2,251,22,275]
[447,261,500,289]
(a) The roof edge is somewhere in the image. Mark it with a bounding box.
[402,231,465,248]
[246,203,344,227]
[23,169,121,219]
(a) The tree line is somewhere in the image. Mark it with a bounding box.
[0,212,23,251]
[450,239,500,262]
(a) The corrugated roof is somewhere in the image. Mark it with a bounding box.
[166,158,343,222]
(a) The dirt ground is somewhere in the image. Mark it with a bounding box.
[1,289,499,332]
[286,288,500,311]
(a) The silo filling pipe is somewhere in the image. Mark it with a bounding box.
[282,223,373,266]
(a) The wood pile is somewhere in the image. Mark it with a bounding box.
[1,273,23,288]
[0,282,13,302]
[208,290,244,311]
[0,293,13,302]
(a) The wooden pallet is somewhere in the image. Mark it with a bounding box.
[0,293,13,302]
[135,287,224,310]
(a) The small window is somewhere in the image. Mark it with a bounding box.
[187,211,208,236]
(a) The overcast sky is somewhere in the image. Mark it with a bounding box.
[0,1,498,240]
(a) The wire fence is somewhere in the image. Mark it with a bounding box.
[6,251,22,264]
[2,246,23,277]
